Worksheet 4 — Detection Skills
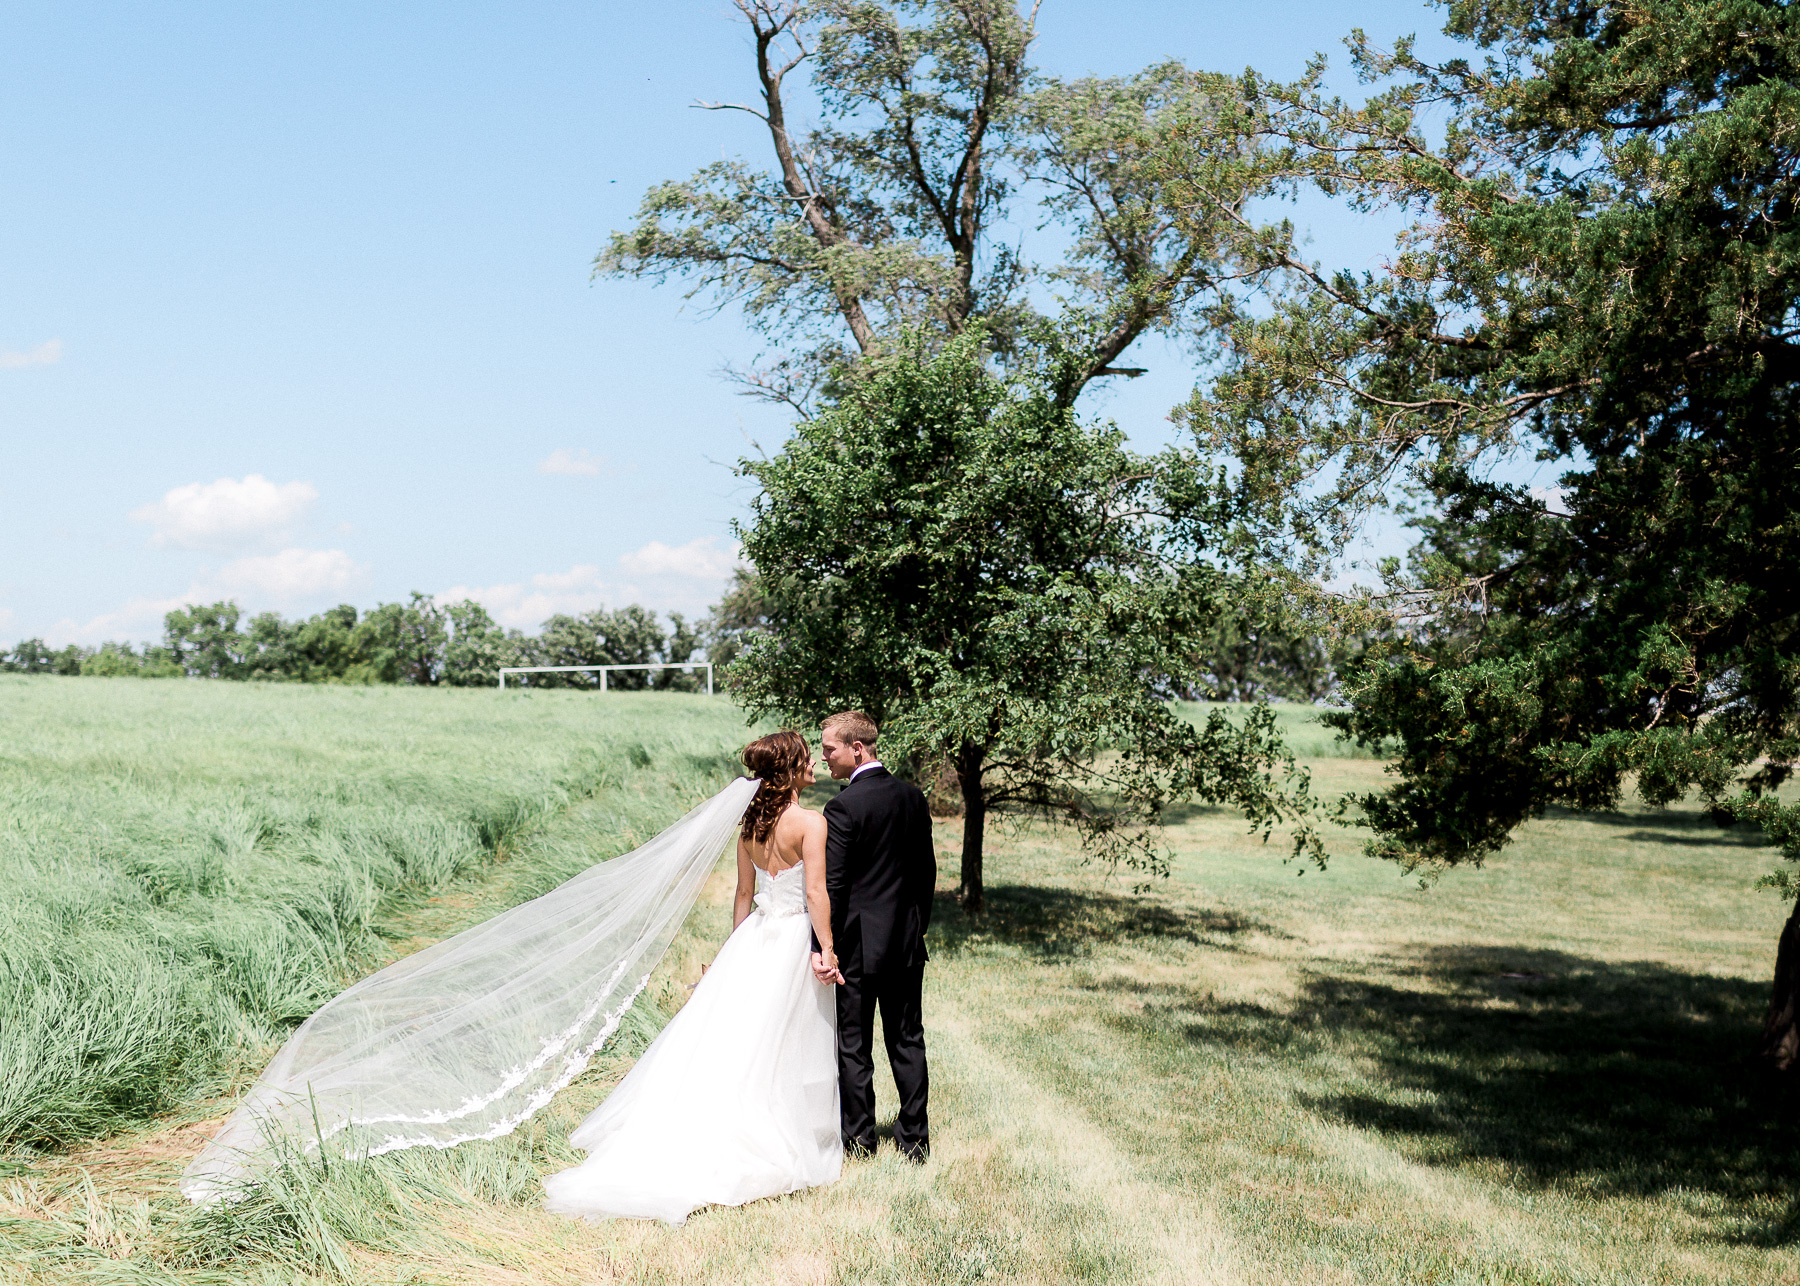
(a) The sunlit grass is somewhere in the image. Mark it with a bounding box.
[2,689,1795,1284]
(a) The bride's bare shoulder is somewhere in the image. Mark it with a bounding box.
[776,803,827,835]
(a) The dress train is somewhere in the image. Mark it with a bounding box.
[542,862,841,1224]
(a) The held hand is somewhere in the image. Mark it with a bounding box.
[810,950,845,986]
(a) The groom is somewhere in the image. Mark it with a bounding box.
[811,710,935,1163]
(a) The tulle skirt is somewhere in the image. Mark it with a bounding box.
[542,902,842,1224]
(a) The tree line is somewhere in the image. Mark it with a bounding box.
[0,598,704,689]
[2,585,1337,700]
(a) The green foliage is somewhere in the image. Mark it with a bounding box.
[349,593,450,684]
[165,601,253,679]
[83,642,181,677]
[0,638,60,674]
[599,0,1285,409]
[2,638,179,677]
[533,605,666,689]
[440,597,515,688]
[703,567,770,669]
[166,597,445,684]
[0,679,751,1150]
[1183,1,1800,893]
[1181,605,1353,704]
[731,331,1319,910]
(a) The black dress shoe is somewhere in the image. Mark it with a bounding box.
[897,1142,930,1165]
[845,1139,876,1160]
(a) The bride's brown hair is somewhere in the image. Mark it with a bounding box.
[740,730,811,843]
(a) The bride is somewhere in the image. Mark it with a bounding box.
[181,732,843,1222]
[542,730,843,1224]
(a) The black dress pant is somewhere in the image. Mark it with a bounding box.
[835,962,928,1154]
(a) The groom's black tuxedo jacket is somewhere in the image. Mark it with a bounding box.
[821,766,935,978]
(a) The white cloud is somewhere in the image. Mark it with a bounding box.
[215,548,367,604]
[0,339,61,369]
[537,448,606,476]
[36,548,366,646]
[523,564,604,594]
[441,539,743,629]
[439,565,611,630]
[131,474,319,551]
[44,593,201,647]
[617,536,741,580]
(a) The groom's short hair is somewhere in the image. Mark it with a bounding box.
[821,710,878,748]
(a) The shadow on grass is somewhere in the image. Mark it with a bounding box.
[683,749,747,779]
[1156,800,1239,826]
[1617,829,1775,848]
[1541,803,1772,847]
[927,883,1279,960]
[1189,945,1798,1244]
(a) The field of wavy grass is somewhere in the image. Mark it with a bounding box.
[0,676,749,1152]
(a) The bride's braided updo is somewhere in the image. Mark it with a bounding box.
[740,730,811,843]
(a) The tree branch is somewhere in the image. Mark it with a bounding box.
[737,0,877,351]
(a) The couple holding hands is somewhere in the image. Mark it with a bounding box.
[543,710,936,1224]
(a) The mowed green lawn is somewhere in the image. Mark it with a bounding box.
[2,684,1795,1284]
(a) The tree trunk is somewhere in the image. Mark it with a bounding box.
[956,744,986,915]
[1760,896,1800,1070]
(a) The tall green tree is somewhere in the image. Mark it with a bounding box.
[1188,1,1800,1063]
[440,599,521,688]
[731,331,1318,912]
[599,0,1285,410]
[658,613,703,691]
[164,603,252,680]
[242,605,363,682]
[528,606,669,689]
[354,594,450,685]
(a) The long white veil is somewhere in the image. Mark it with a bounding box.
[182,776,760,1202]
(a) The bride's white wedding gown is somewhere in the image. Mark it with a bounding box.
[542,860,842,1224]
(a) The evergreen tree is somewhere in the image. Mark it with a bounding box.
[1191,0,1800,1064]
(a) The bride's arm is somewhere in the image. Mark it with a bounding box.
[802,815,836,972]
[732,837,756,930]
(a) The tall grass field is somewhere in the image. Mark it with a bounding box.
[0,676,749,1150]
[1,678,1794,1284]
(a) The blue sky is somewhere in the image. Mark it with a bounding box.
[2,1,1464,646]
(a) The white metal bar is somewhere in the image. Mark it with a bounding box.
[495,661,718,692]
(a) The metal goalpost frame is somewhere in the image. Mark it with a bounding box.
[495,661,715,694]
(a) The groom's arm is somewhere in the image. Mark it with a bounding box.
[912,795,937,936]
[823,794,852,949]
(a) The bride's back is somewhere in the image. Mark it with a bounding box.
[747,801,821,874]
